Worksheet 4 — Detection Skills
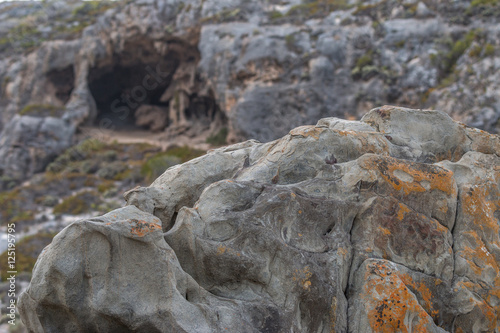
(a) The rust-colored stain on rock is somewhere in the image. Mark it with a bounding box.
[289,126,325,140]
[129,219,161,237]
[362,155,456,196]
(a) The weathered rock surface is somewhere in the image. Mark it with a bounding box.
[2,0,500,188]
[19,106,500,332]
[0,115,74,189]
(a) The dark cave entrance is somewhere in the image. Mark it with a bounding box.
[87,51,177,131]
[86,36,226,137]
[47,65,75,104]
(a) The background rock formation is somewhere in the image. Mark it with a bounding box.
[2,0,500,188]
[19,106,500,332]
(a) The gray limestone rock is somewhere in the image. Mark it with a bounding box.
[0,115,74,188]
[19,107,500,332]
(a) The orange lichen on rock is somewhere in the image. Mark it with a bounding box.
[129,219,161,237]
[459,231,499,277]
[292,266,313,291]
[453,281,498,330]
[362,155,456,196]
[333,129,390,155]
[399,273,440,319]
[363,198,451,279]
[289,126,326,140]
[456,231,500,322]
[461,183,500,236]
[396,203,411,221]
[329,299,337,333]
[462,124,500,156]
[362,261,437,332]
[216,245,241,257]
[455,180,500,327]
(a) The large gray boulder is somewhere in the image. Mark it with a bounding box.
[19,106,500,332]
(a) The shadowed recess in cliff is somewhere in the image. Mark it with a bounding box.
[46,65,75,105]
[87,37,176,131]
[86,36,223,135]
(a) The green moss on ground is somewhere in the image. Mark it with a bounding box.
[0,138,206,230]
[141,153,181,183]
[466,0,500,16]
[71,1,116,17]
[431,29,484,85]
[206,127,228,146]
[0,189,34,226]
[18,104,65,117]
[141,146,205,183]
[288,0,350,17]
[164,146,206,163]
[200,8,241,24]
[351,50,380,80]
[53,190,101,215]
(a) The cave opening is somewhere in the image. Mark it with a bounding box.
[46,65,75,104]
[86,36,226,139]
[88,57,176,131]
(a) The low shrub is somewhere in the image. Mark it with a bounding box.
[53,190,100,215]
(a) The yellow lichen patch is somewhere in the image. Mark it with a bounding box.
[332,129,390,155]
[329,298,337,333]
[399,273,439,318]
[217,245,227,255]
[129,219,161,237]
[292,266,313,291]
[464,125,500,156]
[362,261,436,333]
[460,231,499,277]
[356,132,391,155]
[435,146,467,162]
[336,130,357,137]
[361,155,456,196]
[289,126,326,140]
[474,298,497,331]
[455,280,499,329]
[216,245,241,257]
[337,247,348,256]
[456,228,500,325]
[457,181,500,312]
[438,203,449,214]
[378,226,391,235]
[461,184,500,237]
[396,203,411,221]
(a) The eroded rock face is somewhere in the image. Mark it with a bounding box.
[3,0,500,189]
[19,106,500,332]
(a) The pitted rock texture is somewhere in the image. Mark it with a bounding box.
[19,106,500,332]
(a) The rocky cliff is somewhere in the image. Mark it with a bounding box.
[18,106,500,332]
[1,0,500,189]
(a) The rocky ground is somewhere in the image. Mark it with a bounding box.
[17,106,500,332]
